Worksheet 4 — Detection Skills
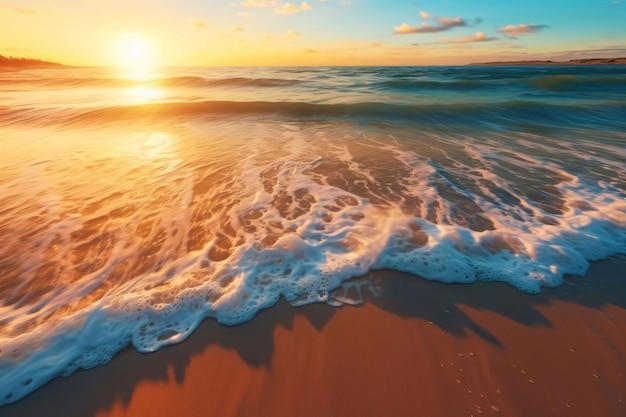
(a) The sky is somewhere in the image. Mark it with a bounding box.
[1,0,625,66]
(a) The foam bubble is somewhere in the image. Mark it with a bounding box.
[1,120,625,406]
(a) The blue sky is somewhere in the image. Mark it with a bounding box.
[1,0,625,65]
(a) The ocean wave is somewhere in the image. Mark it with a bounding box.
[5,70,624,95]
[373,79,488,91]
[2,64,626,408]
[0,75,303,89]
[372,73,626,93]
[2,99,625,129]
[527,74,626,92]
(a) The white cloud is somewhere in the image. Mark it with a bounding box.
[394,17,466,35]
[445,32,496,44]
[437,17,465,27]
[275,2,312,14]
[499,23,546,37]
[1,6,37,15]
[419,10,430,19]
[240,0,279,7]
[394,23,424,34]
[189,19,207,29]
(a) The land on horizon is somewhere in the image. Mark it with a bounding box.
[469,57,626,66]
[0,54,64,68]
[3,54,626,69]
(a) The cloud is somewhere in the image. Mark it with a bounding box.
[231,26,245,32]
[262,30,303,41]
[3,47,31,52]
[189,19,207,29]
[394,17,466,35]
[2,6,37,15]
[437,17,466,27]
[275,2,312,13]
[499,23,547,37]
[501,43,525,49]
[445,32,496,44]
[394,23,428,34]
[420,10,430,19]
[304,48,319,53]
[14,7,37,15]
[240,0,279,7]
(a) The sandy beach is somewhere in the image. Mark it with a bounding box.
[2,256,624,417]
[3,2,626,416]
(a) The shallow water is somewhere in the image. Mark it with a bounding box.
[1,65,625,405]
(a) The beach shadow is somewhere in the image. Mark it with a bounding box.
[2,256,625,417]
[367,256,626,345]
[0,299,337,417]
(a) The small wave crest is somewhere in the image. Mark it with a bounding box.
[374,79,487,91]
[3,99,625,130]
[527,74,626,92]
[0,75,303,89]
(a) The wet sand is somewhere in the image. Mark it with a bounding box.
[2,256,625,417]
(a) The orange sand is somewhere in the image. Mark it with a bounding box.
[2,257,625,417]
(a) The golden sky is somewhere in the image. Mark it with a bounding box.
[1,0,625,66]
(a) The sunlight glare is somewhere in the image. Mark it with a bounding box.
[115,34,156,79]
[124,86,163,104]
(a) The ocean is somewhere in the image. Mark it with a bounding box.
[1,65,625,405]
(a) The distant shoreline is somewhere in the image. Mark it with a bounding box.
[468,57,626,66]
[2,55,626,69]
[0,55,66,69]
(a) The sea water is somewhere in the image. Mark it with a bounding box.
[1,65,625,405]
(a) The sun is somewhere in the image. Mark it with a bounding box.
[115,34,156,79]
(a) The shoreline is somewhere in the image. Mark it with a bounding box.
[2,256,625,417]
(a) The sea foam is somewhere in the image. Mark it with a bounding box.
[1,65,626,406]
[1,120,625,406]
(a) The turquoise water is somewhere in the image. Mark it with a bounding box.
[1,65,625,405]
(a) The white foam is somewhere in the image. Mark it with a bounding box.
[1,122,625,406]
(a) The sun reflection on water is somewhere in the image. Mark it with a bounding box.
[103,130,180,163]
[123,86,164,104]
